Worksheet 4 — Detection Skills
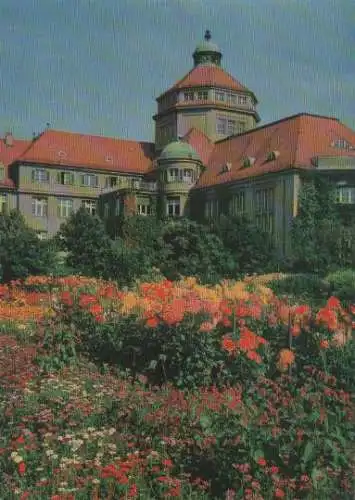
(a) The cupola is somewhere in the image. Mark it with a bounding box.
[192,30,222,67]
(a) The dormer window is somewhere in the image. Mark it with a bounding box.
[221,162,232,173]
[238,95,248,105]
[267,150,280,161]
[243,157,256,168]
[332,138,354,150]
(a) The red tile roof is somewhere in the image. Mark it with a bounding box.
[0,138,31,188]
[195,114,355,189]
[182,127,214,165]
[16,130,155,173]
[159,64,253,98]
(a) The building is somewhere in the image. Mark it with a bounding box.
[1,30,355,253]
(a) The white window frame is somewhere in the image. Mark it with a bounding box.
[58,171,74,185]
[32,168,49,183]
[169,168,179,181]
[167,197,180,216]
[184,91,194,101]
[197,90,208,100]
[32,197,48,217]
[238,95,248,105]
[335,186,355,204]
[57,198,74,218]
[215,91,225,102]
[217,117,226,135]
[81,173,98,188]
[36,231,48,241]
[81,199,97,215]
[227,119,236,135]
[0,193,7,214]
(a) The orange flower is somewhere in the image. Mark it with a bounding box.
[199,321,214,332]
[290,324,301,337]
[246,350,262,364]
[89,303,104,316]
[146,317,159,328]
[221,335,237,354]
[327,296,341,309]
[320,339,329,349]
[277,349,295,372]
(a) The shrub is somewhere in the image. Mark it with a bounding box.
[208,214,276,276]
[56,207,114,278]
[0,210,55,283]
[325,269,355,305]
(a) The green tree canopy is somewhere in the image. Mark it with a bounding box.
[0,210,55,283]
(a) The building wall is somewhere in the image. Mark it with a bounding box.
[0,190,18,212]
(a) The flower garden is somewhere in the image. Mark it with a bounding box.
[0,275,354,499]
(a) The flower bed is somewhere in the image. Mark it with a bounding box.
[0,276,354,499]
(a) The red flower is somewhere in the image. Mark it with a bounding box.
[146,317,159,328]
[257,457,267,467]
[275,488,285,498]
[127,484,138,498]
[162,458,173,468]
[16,435,25,444]
[320,339,329,349]
[89,303,103,316]
[18,461,26,475]
[270,465,279,474]
[327,296,341,309]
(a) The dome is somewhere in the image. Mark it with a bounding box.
[194,40,220,54]
[159,140,200,161]
[192,30,222,67]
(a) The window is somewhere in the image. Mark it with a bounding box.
[104,202,110,217]
[167,197,180,216]
[217,117,226,135]
[32,169,49,183]
[137,203,152,216]
[32,197,48,217]
[57,198,73,218]
[81,173,98,188]
[228,93,237,105]
[184,91,194,101]
[183,169,193,182]
[215,91,225,101]
[0,194,7,214]
[204,199,219,218]
[57,171,74,185]
[229,192,245,215]
[106,176,118,188]
[169,168,179,181]
[238,95,248,105]
[36,231,48,241]
[335,186,355,204]
[254,188,274,234]
[333,138,354,150]
[197,90,208,100]
[81,199,96,215]
[227,119,236,135]
[237,121,246,133]
[115,198,121,216]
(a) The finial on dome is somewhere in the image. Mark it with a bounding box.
[204,29,211,41]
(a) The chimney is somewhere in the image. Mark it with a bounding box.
[4,132,14,147]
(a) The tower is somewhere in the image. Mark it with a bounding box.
[153,30,260,152]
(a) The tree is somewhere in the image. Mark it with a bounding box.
[291,175,352,273]
[57,207,113,278]
[155,218,236,283]
[209,214,276,275]
[0,210,55,282]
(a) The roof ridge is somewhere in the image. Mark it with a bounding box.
[38,128,154,145]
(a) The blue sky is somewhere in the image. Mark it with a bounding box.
[0,0,354,142]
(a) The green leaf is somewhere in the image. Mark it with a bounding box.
[302,441,314,464]
[199,414,212,430]
[253,449,264,462]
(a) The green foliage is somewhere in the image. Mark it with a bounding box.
[291,176,355,273]
[208,214,276,276]
[56,207,114,278]
[325,268,355,305]
[155,218,237,284]
[268,273,331,306]
[0,210,55,283]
